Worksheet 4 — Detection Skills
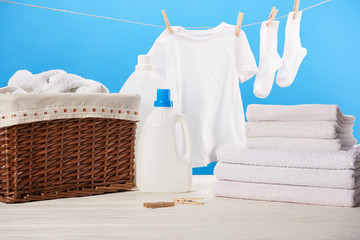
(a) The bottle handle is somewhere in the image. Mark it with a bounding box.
[174,113,191,163]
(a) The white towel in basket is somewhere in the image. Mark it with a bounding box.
[8,70,109,93]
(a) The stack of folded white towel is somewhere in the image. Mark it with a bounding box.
[213,104,359,207]
[245,104,357,151]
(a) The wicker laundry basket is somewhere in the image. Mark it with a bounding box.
[0,92,140,203]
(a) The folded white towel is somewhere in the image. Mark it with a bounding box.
[216,144,360,170]
[213,180,360,207]
[338,133,354,138]
[246,104,355,123]
[8,70,109,93]
[245,121,353,139]
[245,137,357,151]
[214,162,360,189]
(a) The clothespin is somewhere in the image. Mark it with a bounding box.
[173,198,204,205]
[161,10,173,33]
[235,12,244,36]
[293,0,300,19]
[267,7,278,27]
[143,202,175,209]
[268,7,276,19]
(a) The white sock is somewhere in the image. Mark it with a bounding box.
[276,11,307,88]
[253,21,282,98]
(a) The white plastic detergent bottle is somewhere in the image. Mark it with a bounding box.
[120,55,168,136]
[136,89,192,193]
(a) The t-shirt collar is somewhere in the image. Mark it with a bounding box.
[173,22,227,41]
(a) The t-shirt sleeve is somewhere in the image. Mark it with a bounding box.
[235,30,258,83]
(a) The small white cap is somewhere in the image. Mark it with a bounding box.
[138,55,151,65]
[136,55,153,71]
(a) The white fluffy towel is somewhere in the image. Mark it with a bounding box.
[216,144,360,170]
[245,121,353,139]
[246,104,355,124]
[213,180,360,207]
[214,144,360,207]
[214,162,360,189]
[8,70,109,93]
[245,137,357,151]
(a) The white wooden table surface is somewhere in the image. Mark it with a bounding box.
[0,175,359,240]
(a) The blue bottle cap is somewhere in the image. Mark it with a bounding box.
[154,89,173,107]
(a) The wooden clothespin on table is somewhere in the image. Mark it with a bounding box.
[173,198,204,205]
[235,12,244,36]
[144,197,204,209]
[266,7,278,27]
[143,202,175,209]
[161,10,173,33]
[293,0,300,19]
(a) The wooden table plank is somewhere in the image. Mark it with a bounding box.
[0,176,359,240]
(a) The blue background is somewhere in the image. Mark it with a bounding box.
[0,0,359,174]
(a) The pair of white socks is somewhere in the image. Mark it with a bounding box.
[254,11,307,98]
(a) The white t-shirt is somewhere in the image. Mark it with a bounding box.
[149,22,258,167]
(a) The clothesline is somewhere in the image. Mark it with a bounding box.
[0,0,332,29]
